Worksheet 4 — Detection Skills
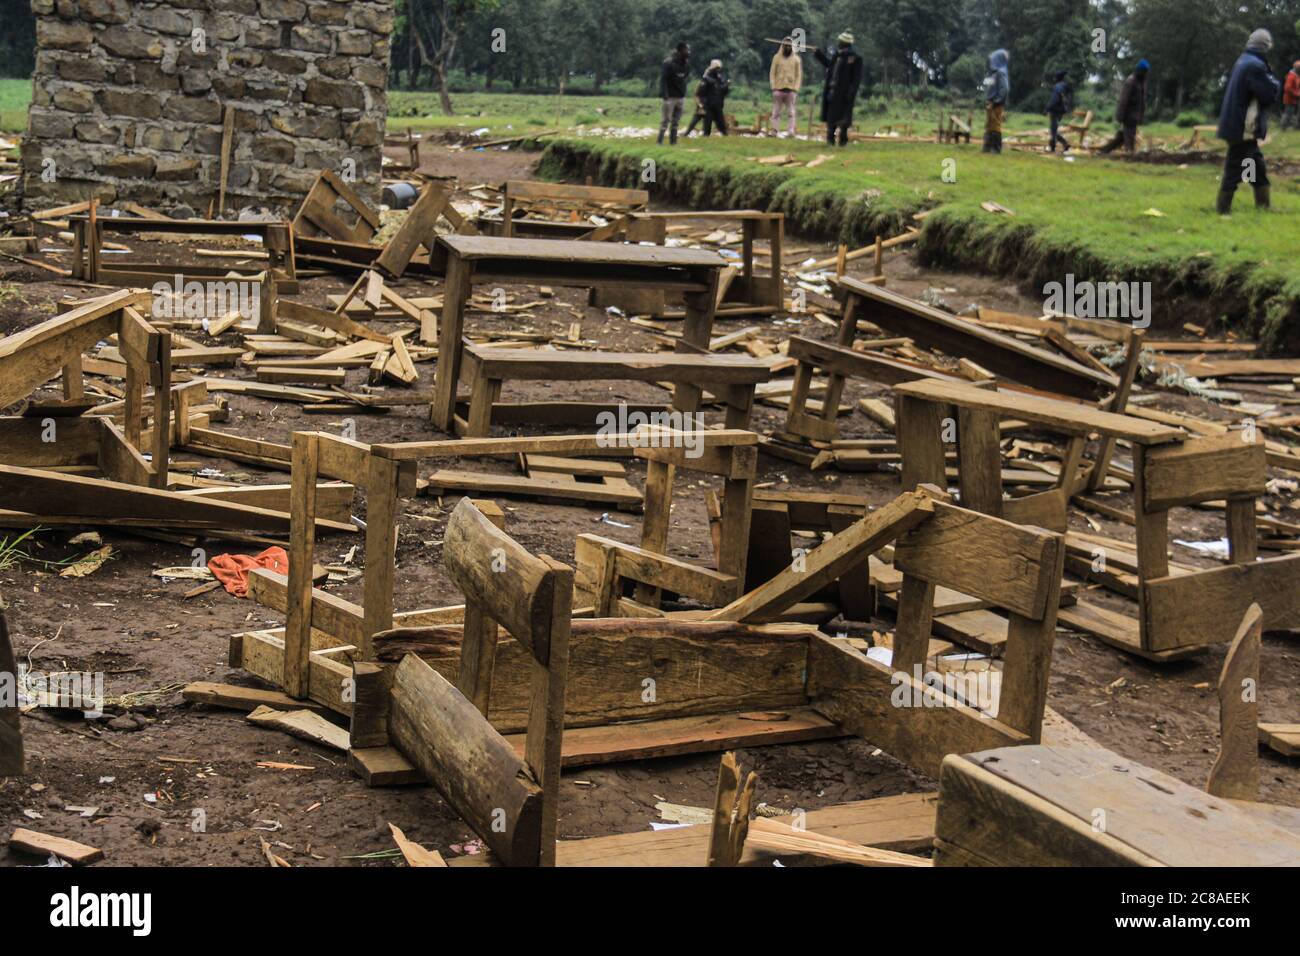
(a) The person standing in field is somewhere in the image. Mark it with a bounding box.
[1283,61,1300,129]
[658,42,691,145]
[1046,69,1073,152]
[982,49,1010,154]
[1216,29,1282,214]
[1099,59,1149,154]
[815,32,863,146]
[769,37,803,137]
[697,60,731,136]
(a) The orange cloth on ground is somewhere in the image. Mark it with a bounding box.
[207,546,290,598]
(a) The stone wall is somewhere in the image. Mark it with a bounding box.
[22,0,393,213]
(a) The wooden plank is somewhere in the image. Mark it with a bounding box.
[708,491,934,623]
[841,276,1117,398]
[246,705,350,751]
[388,654,542,866]
[1142,555,1300,650]
[1143,433,1267,511]
[181,681,332,715]
[807,633,1028,778]
[944,745,1300,866]
[1206,605,1261,801]
[894,379,1182,445]
[9,828,103,865]
[893,501,1059,620]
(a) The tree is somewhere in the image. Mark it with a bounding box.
[407,0,502,114]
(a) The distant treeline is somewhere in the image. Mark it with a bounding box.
[4,1,1298,120]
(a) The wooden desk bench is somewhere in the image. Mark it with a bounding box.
[430,235,726,431]
[457,345,770,437]
[893,378,1183,531]
[498,180,649,238]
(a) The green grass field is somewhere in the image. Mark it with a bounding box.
[541,134,1300,348]
[0,78,29,134]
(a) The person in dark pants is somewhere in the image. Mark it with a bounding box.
[658,42,690,145]
[1047,70,1073,152]
[815,32,863,146]
[1099,59,1149,154]
[698,60,730,135]
[982,49,1010,153]
[1216,30,1282,214]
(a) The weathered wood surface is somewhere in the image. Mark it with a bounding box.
[1206,605,1262,801]
[841,276,1118,398]
[893,379,1182,444]
[936,745,1300,866]
[0,610,22,776]
[1142,555,1300,650]
[388,655,543,867]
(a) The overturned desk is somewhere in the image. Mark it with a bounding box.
[893,378,1183,531]
[429,235,727,432]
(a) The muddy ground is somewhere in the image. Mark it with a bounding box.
[0,145,1296,867]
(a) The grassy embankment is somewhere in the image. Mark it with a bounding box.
[540,134,1300,350]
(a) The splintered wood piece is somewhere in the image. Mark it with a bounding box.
[1259,723,1300,758]
[707,752,757,867]
[181,681,331,715]
[10,828,103,865]
[389,823,448,867]
[0,610,22,776]
[1206,604,1262,801]
[246,705,350,752]
[746,817,931,866]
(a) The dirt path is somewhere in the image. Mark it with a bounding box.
[0,146,1295,867]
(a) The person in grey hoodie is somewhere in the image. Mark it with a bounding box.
[983,49,1010,154]
[1216,29,1282,213]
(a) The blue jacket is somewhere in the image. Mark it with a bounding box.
[986,49,1010,105]
[1218,49,1280,142]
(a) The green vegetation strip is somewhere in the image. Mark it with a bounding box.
[541,135,1300,351]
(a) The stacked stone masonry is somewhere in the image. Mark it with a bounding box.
[22,0,393,211]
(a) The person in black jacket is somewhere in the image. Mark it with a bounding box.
[1099,60,1149,154]
[815,32,863,146]
[693,60,730,136]
[1046,70,1073,153]
[658,42,690,145]
[1216,29,1282,213]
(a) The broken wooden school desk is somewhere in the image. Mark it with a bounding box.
[237,428,759,699]
[892,378,1183,533]
[493,180,650,238]
[934,744,1300,866]
[453,345,770,437]
[427,234,727,430]
[355,496,1065,865]
[67,214,297,291]
[836,276,1118,401]
[357,491,1064,778]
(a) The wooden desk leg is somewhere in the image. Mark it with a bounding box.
[284,432,319,699]
[723,385,755,430]
[956,408,1002,517]
[633,459,676,608]
[150,337,171,489]
[362,454,400,663]
[716,446,757,602]
[1226,498,1258,565]
[430,253,471,429]
[892,574,936,676]
[673,273,720,415]
[897,395,947,492]
[1088,329,1144,491]
[1131,444,1170,651]
[464,369,501,438]
[62,353,85,402]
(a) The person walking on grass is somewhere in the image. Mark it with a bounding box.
[658,42,691,145]
[769,37,803,137]
[691,60,730,137]
[815,33,863,146]
[1047,69,1073,153]
[1216,29,1282,214]
[1283,61,1300,129]
[982,49,1010,153]
[1099,59,1149,154]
